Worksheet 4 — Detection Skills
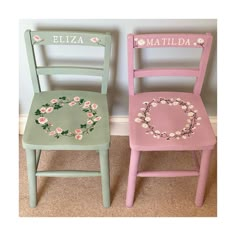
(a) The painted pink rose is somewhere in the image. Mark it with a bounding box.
[38,117,48,124]
[33,35,41,42]
[75,134,83,140]
[91,103,98,109]
[94,116,102,121]
[56,127,63,133]
[90,37,99,43]
[74,96,80,102]
[40,107,46,113]
[87,112,93,118]
[69,101,76,106]
[75,129,82,134]
[50,99,58,104]
[49,131,56,136]
[84,101,91,106]
[87,120,93,125]
[46,107,54,113]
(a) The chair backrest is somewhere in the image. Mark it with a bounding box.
[25,30,112,94]
[128,33,212,96]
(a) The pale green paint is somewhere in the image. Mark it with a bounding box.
[23,30,112,208]
[31,31,106,46]
[37,66,104,77]
[36,170,101,177]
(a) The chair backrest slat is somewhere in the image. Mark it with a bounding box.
[36,66,104,76]
[134,68,199,78]
[128,33,212,95]
[25,30,112,94]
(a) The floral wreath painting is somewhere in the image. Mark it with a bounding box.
[134,97,202,140]
[34,96,102,141]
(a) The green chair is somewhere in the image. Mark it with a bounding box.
[22,30,112,208]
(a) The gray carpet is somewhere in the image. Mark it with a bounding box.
[19,135,217,217]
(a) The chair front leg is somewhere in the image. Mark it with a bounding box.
[195,149,212,207]
[25,149,37,208]
[99,149,110,208]
[126,149,140,207]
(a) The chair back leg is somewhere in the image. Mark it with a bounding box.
[99,150,110,208]
[26,149,37,208]
[126,150,141,207]
[195,149,212,207]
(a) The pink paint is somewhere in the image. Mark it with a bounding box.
[126,33,216,208]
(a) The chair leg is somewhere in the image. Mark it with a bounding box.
[195,149,212,207]
[126,149,140,208]
[25,149,37,208]
[99,150,110,208]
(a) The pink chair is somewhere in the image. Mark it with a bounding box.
[126,33,216,207]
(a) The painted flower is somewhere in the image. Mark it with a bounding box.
[155,130,160,134]
[197,117,202,120]
[69,101,76,106]
[94,116,102,121]
[38,117,48,124]
[182,135,187,139]
[75,134,83,140]
[135,118,142,123]
[56,127,63,133]
[50,99,58,104]
[160,100,166,104]
[75,129,82,134]
[87,112,93,118]
[137,39,146,46]
[73,96,80,102]
[49,131,56,136]
[175,131,181,135]
[84,101,91,106]
[138,113,144,117]
[40,107,47,113]
[197,38,204,45]
[134,38,138,41]
[87,120,93,125]
[145,117,151,122]
[90,37,100,43]
[33,35,42,42]
[151,102,158,107]
[169,133,175,137]
[187,112,194,117]
[182,105,187,110]
[142,123,148,128]
[173,102,179,106]
[91,103,98,109]
[46,107,54,113]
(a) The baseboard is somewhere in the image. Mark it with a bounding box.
[19,114,217,136]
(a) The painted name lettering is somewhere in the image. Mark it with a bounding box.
[146,37,190,46]
[53,35,84,44]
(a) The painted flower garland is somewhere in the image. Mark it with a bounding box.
[34,96,102,140]
[134,97,202,140]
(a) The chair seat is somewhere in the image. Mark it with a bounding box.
[23,90,110,150]
[129,91,216,151]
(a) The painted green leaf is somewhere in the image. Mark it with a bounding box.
[54,104,62,110]
[80,124,87,128]
[35,119,40,124]
[83,109,89,112]
[59,96,66,100]
[80,98,85,103]
[42,123,49,129]
[89,128,94,132]
[35,109,41,115]
[61,130,69,135]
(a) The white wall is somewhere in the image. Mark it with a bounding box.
[19,19,217,117]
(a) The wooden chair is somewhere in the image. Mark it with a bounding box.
[126,33,216,207]
[23,30,112,208]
